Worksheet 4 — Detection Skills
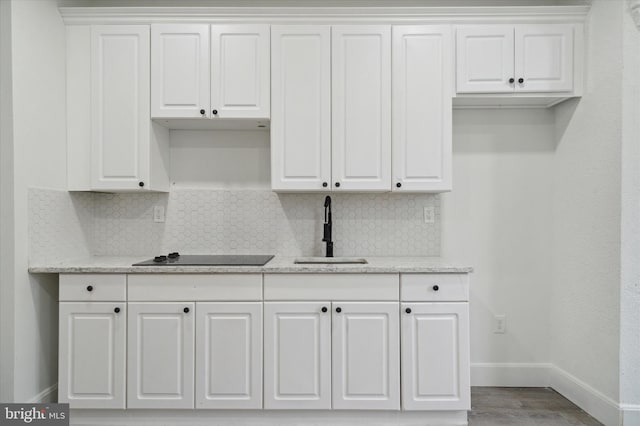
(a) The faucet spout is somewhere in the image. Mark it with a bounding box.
[322,196,333,257]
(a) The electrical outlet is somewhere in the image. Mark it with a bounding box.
[153,206,165,223]
[423,206,435,224]
[494,315,506,334]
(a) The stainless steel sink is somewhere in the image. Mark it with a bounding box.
[294,257,368,265]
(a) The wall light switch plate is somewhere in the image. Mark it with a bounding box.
[153,206,165,223]
[423,206,435,224]
[494,314,506,334]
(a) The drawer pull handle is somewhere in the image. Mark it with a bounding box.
[184,307,190,314]
[432,285,439,291]
[336,307,342,313]
[321,307,328,313]
[86,285,93,292]
[114,307,120,313]
[405,308,412,314]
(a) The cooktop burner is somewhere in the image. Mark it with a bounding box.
[132,253,274,266]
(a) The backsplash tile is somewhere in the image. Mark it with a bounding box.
[29,188,441,261]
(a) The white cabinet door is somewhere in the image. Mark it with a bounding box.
[211,25,270,119]
[264,302,331,409]
[515,24,574,93]
[91,26,150,191]
[59,303,126,409]
[195,302,262,409]
[401,303,470,411]
[332,302,400,410]
[151,24,210,118]
[392,26,453,193]
[456,26,514,93]
[271,26,331,191]
[332,26,391,192]
[127,303,195,409]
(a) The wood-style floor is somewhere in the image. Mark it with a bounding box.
[469,387,603,426]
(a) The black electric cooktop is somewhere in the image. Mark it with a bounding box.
[132,253,274,266]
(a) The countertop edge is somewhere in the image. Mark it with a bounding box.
[29,266,474,274]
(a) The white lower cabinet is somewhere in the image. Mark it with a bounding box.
[127,302,195,409]
[332,302,400,410]
[195,302,263,409]
[264,302,332,409]
[58,302,126,409]
[401,302,470,411]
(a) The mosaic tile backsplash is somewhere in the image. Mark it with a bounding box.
[29,188,441,260]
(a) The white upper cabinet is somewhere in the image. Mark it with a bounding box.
[270,26,331,191]
[456,24,575,94]
[151,24,269,121]
[151,24,210,118]
[332,26,391,192]
[211,25,270,118]
[392,25,452,192]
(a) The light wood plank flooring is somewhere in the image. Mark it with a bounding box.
[469,387,603,426]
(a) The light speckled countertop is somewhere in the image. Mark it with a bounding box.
[29,256,472,274]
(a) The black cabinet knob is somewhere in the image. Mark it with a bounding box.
[138,182,144,187]
[336,307,342,313]
[183,307,190,314]
[335,182,341,188]
[518,78,524,84]
[321,306,328,313]
[86,285,93,292]
[433,285,439,291]
[509,78,515,84]
[200,109,205,115]
[212,109,218,115]
[322,182,328,187]
[396,182,402,188]
[405,308,412,314]
[114,307,120,313]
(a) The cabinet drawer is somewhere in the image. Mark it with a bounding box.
[60,274,127,301]
[127,274,262,301]
[400,274,469,302]
[264,274,398,301]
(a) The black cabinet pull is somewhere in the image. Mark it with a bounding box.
[212,109,218,115]
[405,308,412,314]
[321,306,328,313]
[509,78,515,84]
[139,181,144,187]
[114,307,120,313]
[433,285,439,291]
[336,307,342,313]
[335,182,341,188]
[200,109,205,115]
[518,78,524,84]
[86,285,93,292]
[183,307,190,314]
[396,182,402,188]
[322,182,328,187]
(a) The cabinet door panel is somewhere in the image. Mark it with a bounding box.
[151,24,210,118]
[401,303,470,411]
[264,302,331,409]
[332,26,391,191]
[456,26,514,93]
[271,26,331,191]
[515,24,573,92]
[91,26,150,190]
[59,303,126,409]
[392,25,452,192]
[332,302,399,410]
[195,302,262,409]
[211,25,270,118]
[127,303,195,409]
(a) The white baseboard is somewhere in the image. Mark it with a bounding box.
[549,366,621,426]
[29,383,58,403]
[620,404,640,425]
[471,362,552,387]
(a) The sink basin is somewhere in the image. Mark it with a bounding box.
[294,257,368,265]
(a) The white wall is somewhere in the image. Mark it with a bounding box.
[442,109,555,382]
[9,0,67,402]
[550,0,623,417]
